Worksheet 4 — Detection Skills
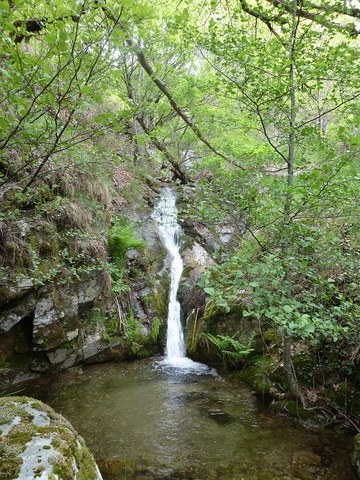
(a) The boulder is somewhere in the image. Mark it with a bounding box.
[32,294,79,351]
[0,294,36,333]
[0,396,103,480]
[78,322,110,361]
[0,279,34,309]
[180,242,215,318]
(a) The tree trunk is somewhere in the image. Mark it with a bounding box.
[281,0,306,407]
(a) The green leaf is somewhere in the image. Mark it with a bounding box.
[204,287,215,295]
[283,305,293,313]
[303,324,315,334]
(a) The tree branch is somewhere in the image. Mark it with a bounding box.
[108,14,242,167]
[296,92,360,129]
[136,115,190,184]
[265,0,359,36]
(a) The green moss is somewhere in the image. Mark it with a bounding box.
[75,438,99,480]
[261,329,282,347]
[108,217,146,265]
[51,436,99,480]
[28,232,59,259]
[0,396,100,480]
[202,301,224,322]
[0,455,22,480]
[186,311,207,357]
[88,308,107,326]
[142,288,168,317]
[123,313,150,358]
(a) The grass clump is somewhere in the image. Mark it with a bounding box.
[108,217,146,266]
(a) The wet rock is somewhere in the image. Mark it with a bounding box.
[31,357,51,373]
[205,408,236,426]
[32,293,79,351]
[0,396,103,480]
[180,242,214,318]
[82,340,127,364]
[61,353,78,369]
[0,294,36,333]
[46,347,77,366]
[11,371,40,385]
[78,322,109,361]
[292,450,323,480]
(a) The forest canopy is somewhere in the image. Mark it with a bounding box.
[0,0,359,415]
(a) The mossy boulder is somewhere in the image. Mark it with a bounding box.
[0,396,103,480]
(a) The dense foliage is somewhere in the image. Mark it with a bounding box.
[0,0,359,423]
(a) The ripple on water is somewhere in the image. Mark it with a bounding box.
[22,358,357,480]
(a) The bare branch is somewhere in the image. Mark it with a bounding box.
[296,92,360,129]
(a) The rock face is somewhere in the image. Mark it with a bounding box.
[0,274,115,386]
[0,186,219,387]
[0,207,170,387]
[180,241,214,319]
[0,396,103,480]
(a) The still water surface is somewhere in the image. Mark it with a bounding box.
[24,358,356,480]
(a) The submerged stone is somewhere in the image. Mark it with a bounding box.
[0,396,103,480]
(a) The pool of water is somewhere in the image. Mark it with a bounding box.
[23,358,356,480]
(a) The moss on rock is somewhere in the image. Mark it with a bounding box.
[0,396,102,480]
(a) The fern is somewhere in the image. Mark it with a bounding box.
[202,332,254,362]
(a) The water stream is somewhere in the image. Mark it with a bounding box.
[152,188,185,360]
[24,360,356,480]
[19,189,357,479]
[152,188,210,372]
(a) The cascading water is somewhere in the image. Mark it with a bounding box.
[153,188,217,375]
[153,188,185,359]
[153,188,214,373]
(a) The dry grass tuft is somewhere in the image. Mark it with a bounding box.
[74,236,107,261]
[113,167,135,191]
[53,169,112,210]
[46,199,94,232]
[0,221,31,268]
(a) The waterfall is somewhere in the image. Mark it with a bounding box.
[153,188,215,374]
[153,188,185,359]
